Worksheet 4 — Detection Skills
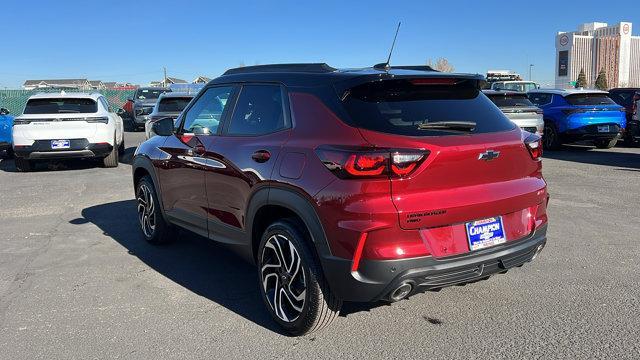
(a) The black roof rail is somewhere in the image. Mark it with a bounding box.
[223,63,337,75]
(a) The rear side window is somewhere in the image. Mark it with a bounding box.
[24,98,98,114]
[227,85,286,136]
[565,94,615,106]
[158,97,193,112]
[340,79,514,136]
[487,94,535,107]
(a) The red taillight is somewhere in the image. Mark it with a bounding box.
[344,154,387,176]
[317,146,428,179]
[524,133,543,160]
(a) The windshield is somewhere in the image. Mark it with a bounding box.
[565,94,616,106]
[341,79,514,136]
[24,98,97,114]
[487,94,535,107]
[135,89,170,100]
[157,97,193,112]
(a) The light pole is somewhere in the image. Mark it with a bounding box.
[529,64,534,81]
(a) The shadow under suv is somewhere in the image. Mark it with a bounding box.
[132,63,549,335]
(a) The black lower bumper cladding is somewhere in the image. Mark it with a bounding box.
[321,224,548,302]
[14,139,113,160]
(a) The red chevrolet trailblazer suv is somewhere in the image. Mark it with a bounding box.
[132,63,549,335]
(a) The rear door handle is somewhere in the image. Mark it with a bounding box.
[251,150,271,163]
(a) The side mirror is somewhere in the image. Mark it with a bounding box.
[0,108,9,115]
[151,117,175,136]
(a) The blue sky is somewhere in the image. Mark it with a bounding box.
[0,0,636,88]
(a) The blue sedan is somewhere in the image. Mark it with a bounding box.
[0,107,14,157]
[528,89,626,149]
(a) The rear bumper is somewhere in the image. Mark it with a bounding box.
[14,139,113,160]
[562,124,622,142]
[321,224,547,302]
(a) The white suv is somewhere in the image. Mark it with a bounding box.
[12,92,124,171]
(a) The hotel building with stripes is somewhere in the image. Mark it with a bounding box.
[555,22,640,89]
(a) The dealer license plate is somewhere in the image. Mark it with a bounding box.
[51,140,70,149]
[465,217,506,251]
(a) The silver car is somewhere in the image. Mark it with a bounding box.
[483,90,544,135]
[144,92,195,139]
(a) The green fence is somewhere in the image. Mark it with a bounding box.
[0,89,135,115]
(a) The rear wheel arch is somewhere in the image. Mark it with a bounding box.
[247,186,330,264]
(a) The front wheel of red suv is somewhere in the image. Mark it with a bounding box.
[258,219,341,336]
[136,176,175,244]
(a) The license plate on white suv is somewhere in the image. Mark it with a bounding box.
[51,140,70,149]
[465,217,506,251]
[597,125,610,133]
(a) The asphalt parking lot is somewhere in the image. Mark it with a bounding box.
[0,131,639,359]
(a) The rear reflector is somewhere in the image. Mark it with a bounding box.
[351,233,368,272]
[317,146,428,179]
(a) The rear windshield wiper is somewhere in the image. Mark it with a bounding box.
[417,121,476,132]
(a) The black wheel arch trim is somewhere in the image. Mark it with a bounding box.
[246,185,332,265]
[132,155,169,223]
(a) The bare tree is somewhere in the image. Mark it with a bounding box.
[427,58,455,72]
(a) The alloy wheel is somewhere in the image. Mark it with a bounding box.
[260,233,307,323]
[137,184,156,238]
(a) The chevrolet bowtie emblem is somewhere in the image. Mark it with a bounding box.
[478,150,500,161]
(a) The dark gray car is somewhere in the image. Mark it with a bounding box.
[130,87,171,130]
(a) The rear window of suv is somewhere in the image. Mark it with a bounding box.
[157,97,193,112]
[341,79,514,136]
[565,93,615,106]
[24,98,97,114]
[487,94,535,107]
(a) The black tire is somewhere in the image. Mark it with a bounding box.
[102,138,119,168]
[118,139,125,155]
[624,126,640,147]
[594,138,617,149]
[258,218,341,336]
[3,147,14,159]
[543,122,562,150]
[15,157,33,172]
[135,176,175,244]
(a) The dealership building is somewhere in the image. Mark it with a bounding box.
[555,22,640,88]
